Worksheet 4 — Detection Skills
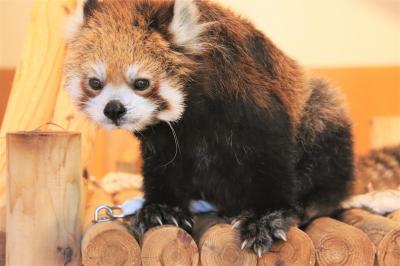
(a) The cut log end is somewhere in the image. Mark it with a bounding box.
[305,217,375,266]
[258,227,315,266]
[377,228,400,266]
[198,224,257,266]
[340,208,400,246]
[141,225,198,266]
[82,221,141,266]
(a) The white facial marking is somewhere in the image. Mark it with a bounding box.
[126,64,139,81]
[89,62,106,80]
[84,84,157,132]
[157,81,185,122]
[65,76,82,104]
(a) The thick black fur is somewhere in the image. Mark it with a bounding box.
[133,80,353,255]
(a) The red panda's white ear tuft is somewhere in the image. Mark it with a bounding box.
[168,0,206,53]
[65,0,98,41]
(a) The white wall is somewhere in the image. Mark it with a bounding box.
[0,0,399,68]
[219,0,400,67]
[0,0,33,68]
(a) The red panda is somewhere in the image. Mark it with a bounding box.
[65,0,354,256]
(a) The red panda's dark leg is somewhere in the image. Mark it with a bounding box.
[131,123,194,233]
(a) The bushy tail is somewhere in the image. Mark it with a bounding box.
[341,144,400,214]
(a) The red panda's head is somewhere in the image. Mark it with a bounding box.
[65,0,206,131]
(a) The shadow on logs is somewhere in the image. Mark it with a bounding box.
[82,221,141,266]
[305,217,375,266]
[141,225,199,266]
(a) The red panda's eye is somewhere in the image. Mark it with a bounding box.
[88,78,103,90]
[134,79,150,91]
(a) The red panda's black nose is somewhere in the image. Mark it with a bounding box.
[104,100,127,122]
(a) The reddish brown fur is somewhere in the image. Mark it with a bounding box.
[65,0,193,112]
[194,1,310,128]
[65,0,348,133]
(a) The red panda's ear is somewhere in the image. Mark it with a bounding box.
[65,0,98,41]
[83,0,98,18]
[168,0,206,53]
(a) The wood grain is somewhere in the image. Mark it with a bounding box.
[340,209,400,264]
[82,221,141,266]
[6,131,82,265]
[258,227,315,266]
[0,0,78,246]
[141,226,199,266]
[198,224,257,266]
[305,217,375,266]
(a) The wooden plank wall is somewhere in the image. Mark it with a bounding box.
[0,70,13,124]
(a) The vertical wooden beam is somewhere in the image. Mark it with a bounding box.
[6,131,82,265]
[0,0,78,253]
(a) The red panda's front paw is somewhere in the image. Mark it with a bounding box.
[131,203,193,235]
[231,210,291,257]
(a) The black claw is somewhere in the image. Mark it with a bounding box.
[233,210,291,256]
[131,203,193,234]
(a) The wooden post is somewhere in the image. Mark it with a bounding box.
[198,223,257,266]
[340,209,400,264]
[6,132,82,265]
[258,227,315,266]
[305,217,375,266]
[141,226,199,266]
[0,0,78,257]
[82,221,141,266]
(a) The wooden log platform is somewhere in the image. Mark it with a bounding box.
[197,223,257,266]
[340,209,400,265]
[388,210,400,222]
[79,209,400,266]
[258,227,315,266]
[305,217,375,266]
[340,209,400,246]
[377,228,400,265]
[82,221,141,266]
[141,225,199,266]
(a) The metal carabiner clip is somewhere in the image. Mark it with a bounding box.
[93,205,126,223]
